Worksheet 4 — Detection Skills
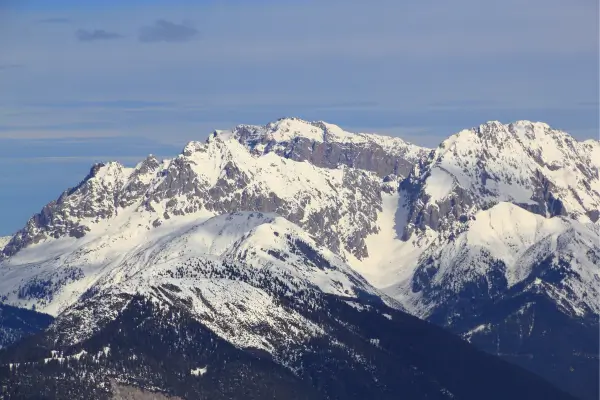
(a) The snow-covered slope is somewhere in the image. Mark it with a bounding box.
[0,212,385,318]
[0,211,412,396]
[2,269,573,400]
[392,202,600,320]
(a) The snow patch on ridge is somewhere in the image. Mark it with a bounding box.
[0,237,11,251]
[0,211,379,319]
[227,117,428,160]
[465,202,565,285]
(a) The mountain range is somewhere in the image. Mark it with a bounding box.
[0,117,597,399]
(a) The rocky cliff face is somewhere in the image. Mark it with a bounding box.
[231,117,429,178]
[399,121,600,241]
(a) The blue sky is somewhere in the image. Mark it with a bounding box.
[0,0,598,235]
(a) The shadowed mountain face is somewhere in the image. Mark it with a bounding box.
[0,294,575,400]
[0,303,53,349]
[458,293,598,400]
[0,118,597,399]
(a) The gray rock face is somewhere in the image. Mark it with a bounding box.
[231,118,429,179]
[120,155,162,208]
[399,166,475,241]
[240,133,415,178]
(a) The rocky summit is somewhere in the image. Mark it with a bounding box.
[0,118,597,400]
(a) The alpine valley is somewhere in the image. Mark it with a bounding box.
[0,118,597,400]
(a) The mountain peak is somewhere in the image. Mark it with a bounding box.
[401,120,600,240]
[224,117,423,149]
[471,120,568,144]
[438,120,581,157]
[215,118,429,179]
[230,117,343,144]
[477,120,549,131]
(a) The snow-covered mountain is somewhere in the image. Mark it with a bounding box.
[1,125,388,263]
[0,118,597,399]
[400,121,600,241]
[385,121,599,327]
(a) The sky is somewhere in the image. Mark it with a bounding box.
[0,0,598,235]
